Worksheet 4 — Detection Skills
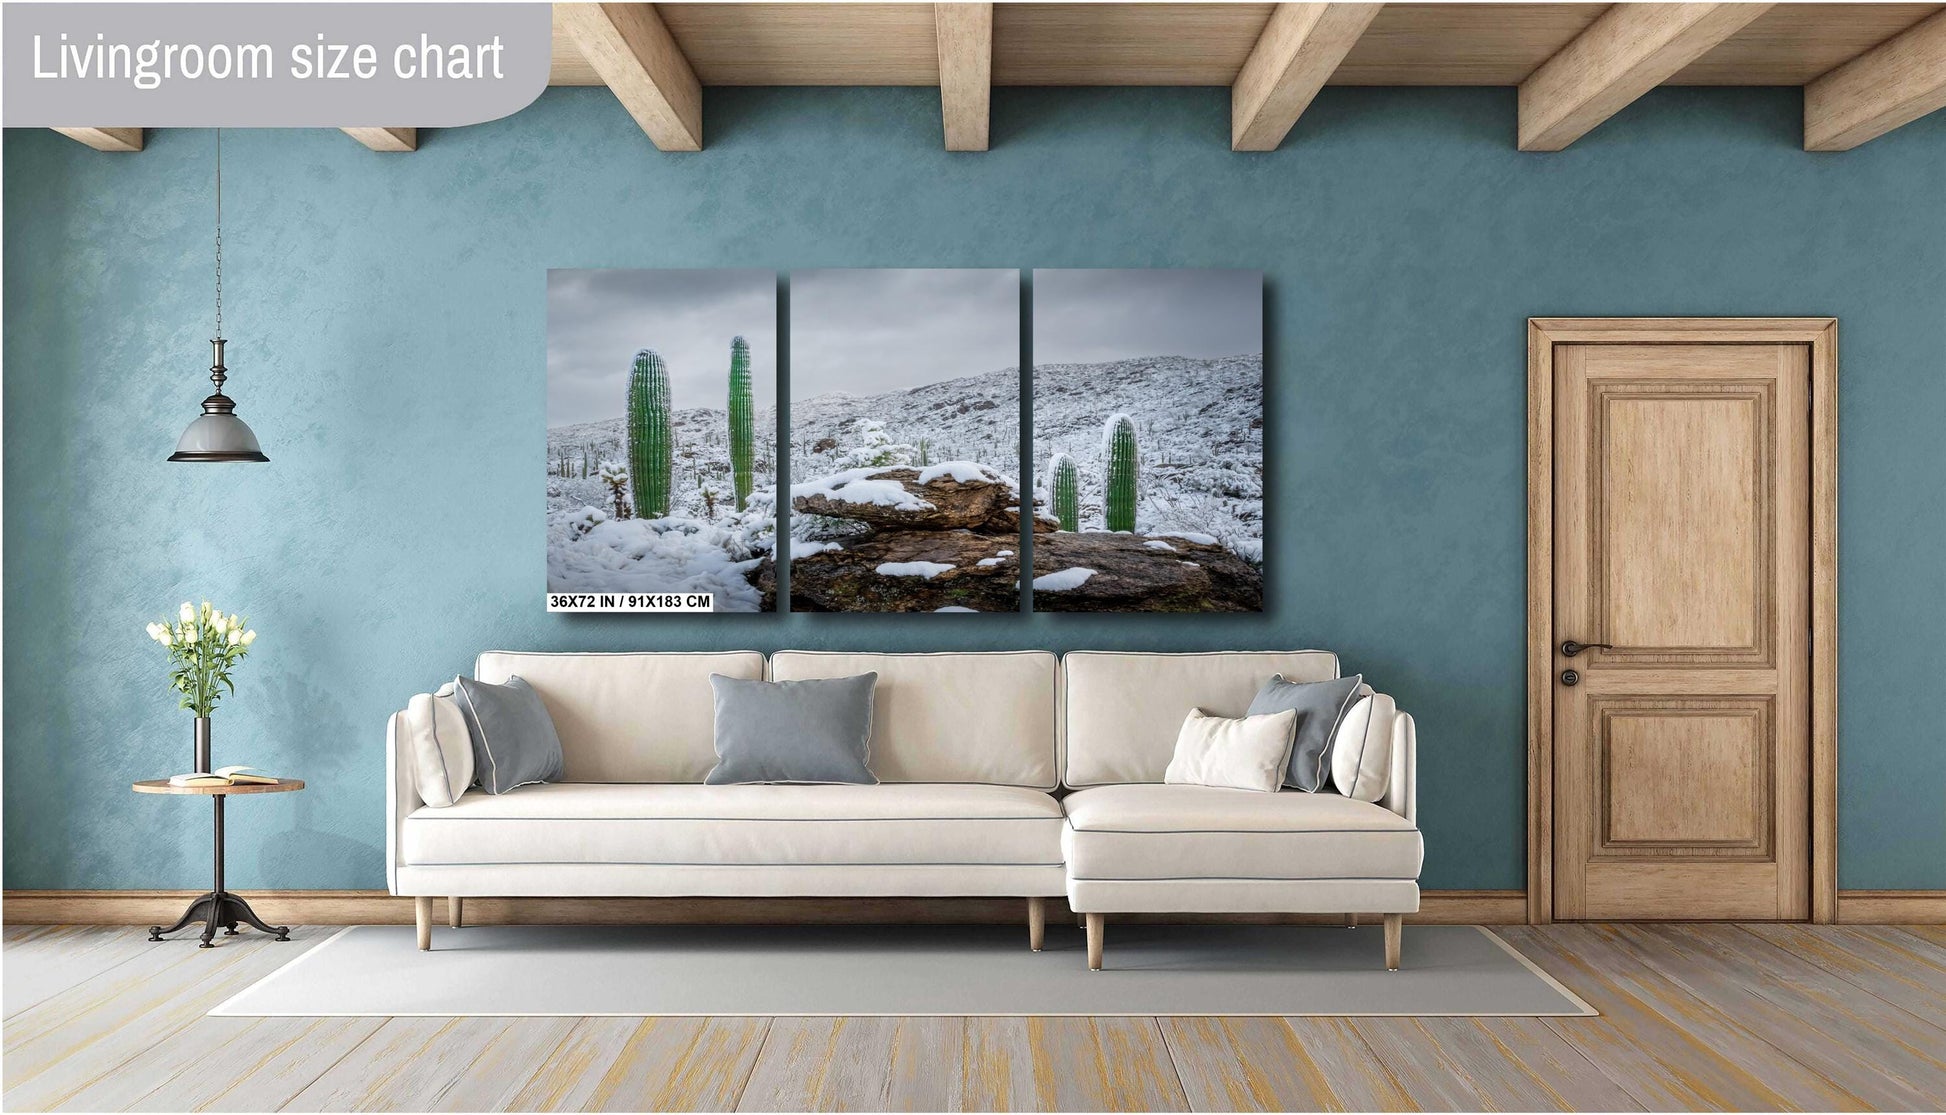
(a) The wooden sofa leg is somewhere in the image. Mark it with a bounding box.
[1384,913,1402,970]
[1027,897,1045,952]
[448,897,464,929]
[1085,913,1105,971]
[1345,912,1357,928]
[415,896,433,951]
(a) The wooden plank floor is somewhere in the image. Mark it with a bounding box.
[5,923,1944,1111]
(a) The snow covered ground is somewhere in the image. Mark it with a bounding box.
[545,406,777,611]
[1033,353,1262,562]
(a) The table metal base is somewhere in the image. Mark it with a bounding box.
[146,792,291,948]
[149,890,290,948]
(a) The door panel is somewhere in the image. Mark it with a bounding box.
[1553,342,1810,920]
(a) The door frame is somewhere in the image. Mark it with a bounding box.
[1526,317,1838,924]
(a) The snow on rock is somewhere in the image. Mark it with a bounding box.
[996,549,1014,557]
[917,461,1009,486]
[976,557,1007,567]
[1033,567,1097,591]
[1154,531,1219,546]
[934,606,978,612]
[791,540,841,559]
[1142,539,1179,552]
[876,561,955,579]
[792,468,935,511]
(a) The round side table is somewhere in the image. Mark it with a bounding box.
[132,778,305,948]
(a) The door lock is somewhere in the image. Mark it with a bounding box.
[1560,669,1580,686]
[1560,640,1615,658]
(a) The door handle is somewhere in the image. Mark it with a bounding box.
[1560,640,1614,658]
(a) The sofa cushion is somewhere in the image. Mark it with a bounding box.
[1061,784,1422,881]
[1063,651,1340,788]
[1163,709,1296,793]
[451,675,566,794]
[706,673,878,786]
[474,651,764,782]
[1330,692,1396,802]
[400,691,474,807]
[770,651,1057,789]
[1245,673,1363,791]
[401,782,1064,868]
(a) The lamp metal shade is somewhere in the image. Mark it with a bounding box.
[169,410,267,462]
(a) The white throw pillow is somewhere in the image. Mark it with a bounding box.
[402,689,475,807]
[1164,708,1297,793]
[1329,692,1395,802]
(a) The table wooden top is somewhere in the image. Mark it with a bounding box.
[131,778,305,796]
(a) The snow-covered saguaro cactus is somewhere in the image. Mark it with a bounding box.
[627,349,674,519]
[727,336,755,513]
[1103,413,1139,532]
[1049,452,1080,531]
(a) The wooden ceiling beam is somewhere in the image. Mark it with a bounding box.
[1232,3,1384,151]
[52,128,143,152]
[557,3,703,151]
[341,128,418,152]
[1517,3,1773,151]
[935,3,993,150]
[1804,8,1946,151]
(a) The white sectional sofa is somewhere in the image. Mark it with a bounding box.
[387,649,1420,969]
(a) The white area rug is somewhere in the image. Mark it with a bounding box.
[213,923,1593,1017]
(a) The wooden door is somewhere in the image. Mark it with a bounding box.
[1552,341,1811,920]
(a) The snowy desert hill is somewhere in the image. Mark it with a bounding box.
[791,367,1021,479]
[1033,353,1262,560]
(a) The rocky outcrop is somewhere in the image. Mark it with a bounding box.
[1030,531,1263,612]
[782,464,1260,613]
[784,466,1022,612]
[781,531,1019,613]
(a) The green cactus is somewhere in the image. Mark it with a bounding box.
[1103,414,1138,533]
[626,349,674,518]
[727,336,754,512]
[1049,452,1080,532]
[916,438,931,467]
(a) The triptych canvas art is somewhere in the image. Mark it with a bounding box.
[545,268,1262,615]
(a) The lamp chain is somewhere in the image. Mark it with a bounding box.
[211,129,226,396]
[214,129,223,341]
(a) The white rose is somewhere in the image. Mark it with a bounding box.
[180,602,195,624]
[227,629,242,645]
[210,614,227,635]
[201,602,213,619]
[159,629,174,646]
[241,630,257,646]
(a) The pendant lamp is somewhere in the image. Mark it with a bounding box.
[170,130,267,463]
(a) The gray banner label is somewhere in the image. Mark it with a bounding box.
[4,3,551,127]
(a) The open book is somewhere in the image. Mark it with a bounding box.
[168,765,279,788]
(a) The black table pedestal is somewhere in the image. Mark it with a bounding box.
[147,795,290,947]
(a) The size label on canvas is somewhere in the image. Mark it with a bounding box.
[546,593,713,613]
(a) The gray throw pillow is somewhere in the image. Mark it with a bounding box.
[1247,673,1364,792]
[707,673,878,785]
[450,675,565,795]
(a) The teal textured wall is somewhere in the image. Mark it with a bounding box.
[5,87,1944,892]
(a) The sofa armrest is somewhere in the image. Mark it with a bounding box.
[1381,710,1416,825]
[385,709,423,895]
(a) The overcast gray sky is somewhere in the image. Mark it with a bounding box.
[790,269,1018,399]
[1032,269,1261,365]
[547,269,776,427]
